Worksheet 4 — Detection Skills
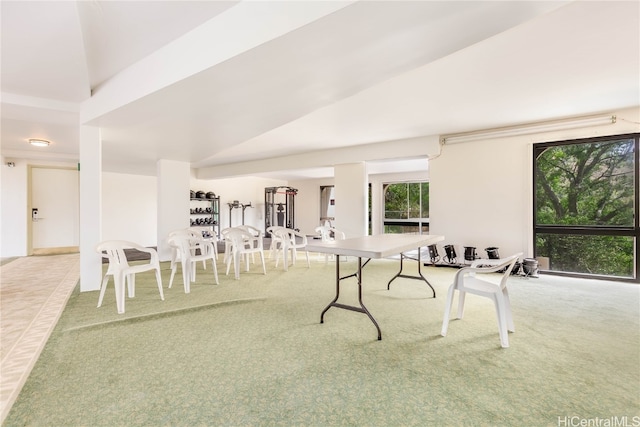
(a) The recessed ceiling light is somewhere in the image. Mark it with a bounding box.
[28,139,50,147]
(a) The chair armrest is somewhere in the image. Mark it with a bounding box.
[292,230,308,245]
[464,253,522,276]
[125,242,159,264]
[191,238,215,255]
[460,264,508,275]
[453,263,507,288]
[137,246,159,264]
[470,258,504,268]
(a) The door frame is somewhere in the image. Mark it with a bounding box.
[27,165,79,255]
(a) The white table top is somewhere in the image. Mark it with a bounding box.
[306,234,444,259]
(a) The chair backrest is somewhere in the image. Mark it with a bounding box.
[465,253,522,290]
[315,225,332,242]
[225,227,263,251]
[330,228,346,241]
[168,231,194,253]
[237,225,262,237]
[170,228,200,238]
[267,226,286,238]
[96,240,132,269]
[289,228,308,247]
[169,229,214,257]
[169,228,198,244]
[268,226,286,236]
[270,227,294,247]
[220,227,232,239]
[96,240,159,270]
[188,227,216,241]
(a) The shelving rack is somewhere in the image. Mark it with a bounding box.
[190,193,220,238]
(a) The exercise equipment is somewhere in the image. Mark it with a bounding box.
[227,200,253,227]
[265,186,297,232]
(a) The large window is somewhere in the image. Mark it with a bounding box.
[533,134,639,282]
[383,182,429,234]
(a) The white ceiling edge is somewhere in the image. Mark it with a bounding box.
[248,157,431,182]
[81,1,354,124]
[1,150,79,163]
[196,135,440,180]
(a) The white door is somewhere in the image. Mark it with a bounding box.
[31,167,79,254]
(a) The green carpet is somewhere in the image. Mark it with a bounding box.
[4,258,639,426]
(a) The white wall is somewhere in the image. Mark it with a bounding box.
[429,107,640,259]
[102,172,157,246]
[288,177,335,235]
[429,137,528,258]
[1,157,77,257]
[190,175,287,233]
[1,158,29,257]
[100,173,287,248]
[334,163,368,238]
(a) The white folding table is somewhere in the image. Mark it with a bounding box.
[306,234,445,340]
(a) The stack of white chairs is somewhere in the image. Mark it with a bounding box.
[189,226,219,260]
[313,225,347,263]
[168,228,219,293]
[266,225,287,259]
[223,227,267,279]
[268,226,310,271]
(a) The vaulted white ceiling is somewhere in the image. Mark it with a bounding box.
[1,1,638,179]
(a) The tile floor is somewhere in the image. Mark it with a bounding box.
[0,254,80,424]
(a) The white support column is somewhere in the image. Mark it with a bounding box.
[157,160,190,262]
[79,126,102,292]
[334,162,368,238]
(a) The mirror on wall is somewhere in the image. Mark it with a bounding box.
[320,185,335,226]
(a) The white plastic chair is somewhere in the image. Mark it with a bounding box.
[221,226,262,265]
[189,226,218,260]
[224,227,266,279]
[314,226,346,263]
[168,229,219,293]
[96,240,164,314]
[270,227,310,271]
[237,225,262,261]
[331,228,346,241]
[314,225,332,240]
[169,229,206,272]
[267,226,287,259]
[441,253,522,348]
[220,227,233,265]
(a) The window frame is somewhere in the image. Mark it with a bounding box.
[532,133,640,283]
[382,181,429,234]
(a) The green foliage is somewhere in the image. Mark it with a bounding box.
[536,234,634,277]
[384,182,429,220]
[535,138,636,278]
[535,139,634,226]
